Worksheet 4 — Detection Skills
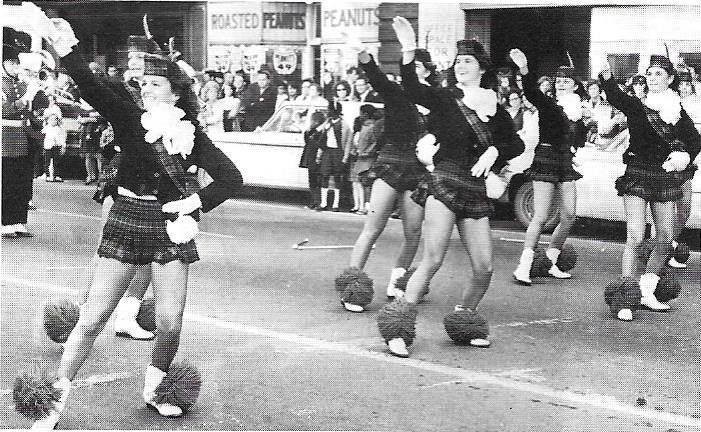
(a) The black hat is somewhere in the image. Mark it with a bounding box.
[631,74,646,86]
[556,65,576,80]
[127,35,165,56]
[677,69,692,83]
[455,39,492,70]
[415,48,433,65]
[648,55,674,75]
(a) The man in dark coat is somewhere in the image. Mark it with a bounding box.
[2,40,34,237]
[241,69,277,131]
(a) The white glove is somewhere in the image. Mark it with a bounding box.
[416,134,439,169]
[392,16,416,52]
[161,193,202,216]
[471,146,499,177]
[508,49,528,70]
[662,151,691,172]
[598,54,613,81]
[485,172,507,199]
[166,215,199,244]
[48,18,80,57]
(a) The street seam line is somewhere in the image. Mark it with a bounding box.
[2,276,700,428]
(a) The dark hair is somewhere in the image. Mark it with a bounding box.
[310,110,326,125]
[164,62,200,123]
[335,80,351,93]
[257,70,271,79]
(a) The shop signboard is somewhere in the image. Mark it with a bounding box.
[208,1,306,45]
[321,2,380,44]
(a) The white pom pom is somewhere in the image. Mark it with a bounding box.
[166,215,198,244]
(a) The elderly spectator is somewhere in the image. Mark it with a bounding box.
[221,84,242,132]
[241,69,277,131]
[582,80,628,151]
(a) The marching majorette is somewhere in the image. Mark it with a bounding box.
[510,49,586,286]
[334,34,437,313]
[598,53,700,321]
[13,8,242,429]
[377,17,524,357]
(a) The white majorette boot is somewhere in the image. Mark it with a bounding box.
[617,308,633,321]
[513,248,534,285]
[639,273,670,311]
[31,377,71,431]
[668,240,687,269]
[143,365,183,417]
[546,248,571,279]
[387,338,409,357]
[386,267,406,298]
[114,297,155,340]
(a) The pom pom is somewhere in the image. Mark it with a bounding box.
[334,267,374,307]
[136,297,157,332]
[530,247,551,278]
[166,215,199,244]
[13,373,61,420]
[443,310,489,344]
[377,298,418,345]
[673,242,690,264]
[393,267,417,294]
[637,238,655,265]
[603,277,642,314]
[557,244,577,272]
[154,361,202,411]
[43,299,80,343]
[656,270,681,303]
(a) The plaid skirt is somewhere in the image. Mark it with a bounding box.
[98,195,199,265]
[320,148,345,177]
[360,150,426,191]
[411,160,493,220]
[525,144,582,183]
[615,164,684,202]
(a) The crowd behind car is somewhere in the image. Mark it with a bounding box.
[17,53,701,215]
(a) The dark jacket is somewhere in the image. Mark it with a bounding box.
[399,62,524,172]
[600,75,701,166]
[61,48,242,211]
[300,129,321,169]
[241,83,277,131]
[2,75,30,157]
[522,72,586,150]
[359,56,423,151]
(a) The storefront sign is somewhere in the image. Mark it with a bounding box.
[321,2,379,43]
[208,1,306,45]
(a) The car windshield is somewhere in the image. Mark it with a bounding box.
[262,105,327,133]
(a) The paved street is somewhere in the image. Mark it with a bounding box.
[1,180,700,431]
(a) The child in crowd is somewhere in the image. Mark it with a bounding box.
[42,113,67,182]
[348,104,380,214]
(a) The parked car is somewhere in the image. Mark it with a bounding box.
[210,101,381,190]
[212,102,700,231]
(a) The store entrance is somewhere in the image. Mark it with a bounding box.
[489,7,592,78]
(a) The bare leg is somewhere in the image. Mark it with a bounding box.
[126,265,151,299]
[621,195,648,278]
[394,190,425,269]
[456,216,493,309]
[58,258,136,380]
[646,201,675,274]
[404,197,455,304]
[673,180,693,241]
[150,260,188,371]
[524,181,556,249]
[348,179,399,269]
[549,181,577,250]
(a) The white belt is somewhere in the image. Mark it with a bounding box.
[3,119,26,127]
[117,186,158,201]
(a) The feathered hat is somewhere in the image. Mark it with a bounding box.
[127,15,193,84]
[556,51,577,80]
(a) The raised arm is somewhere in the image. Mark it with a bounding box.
[358,54,401,98]
[509,48,552,112]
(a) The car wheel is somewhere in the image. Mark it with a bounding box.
[513,181,559,232]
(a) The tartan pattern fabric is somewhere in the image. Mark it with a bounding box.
[615,164,684,202]
[411,160,493,220]
[98,195,199,265]
[525,144,583,183]
[455,99,494,152]
[643,106,685,152]
[93,153,122,204]
[149,137,200,199]
[359,160,426,191]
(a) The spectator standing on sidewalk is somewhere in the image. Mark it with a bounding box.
[42,112,66,182]
[241,69,276,131]
[79,114,106,184]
